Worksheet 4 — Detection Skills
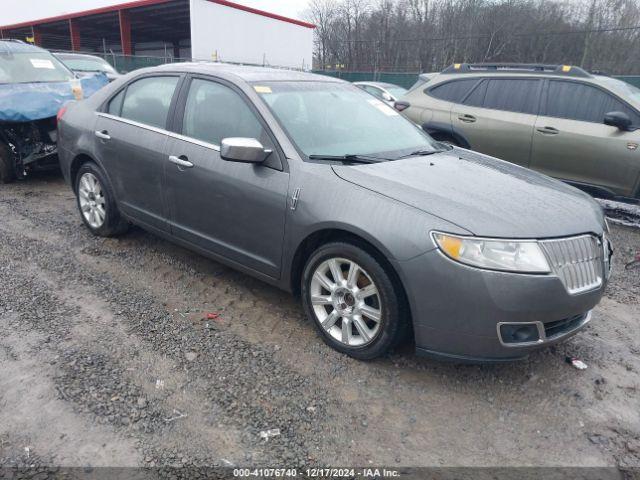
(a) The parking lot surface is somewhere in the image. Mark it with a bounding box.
[1,173,639,470]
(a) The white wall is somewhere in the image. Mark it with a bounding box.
[190,0,313,70]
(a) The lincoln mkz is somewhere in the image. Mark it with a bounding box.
[57,63,613,361]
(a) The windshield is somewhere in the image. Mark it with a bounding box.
[0,52,74,84]
[255,81,438,159]
[59,56,117,74]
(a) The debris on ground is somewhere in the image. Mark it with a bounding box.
[625,251,640,270]
[155,379,165,390]
[259,428,281,441]
[206,312,222,321]
[566,357,588,370]
[164,409,188,423]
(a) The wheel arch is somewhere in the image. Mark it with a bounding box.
[422,121,471,148]
[69,152,115,196]
[289,227,413,337]
[69,153,95,193]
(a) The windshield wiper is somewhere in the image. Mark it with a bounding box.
[308,154,388,164]
[395,148,450,160]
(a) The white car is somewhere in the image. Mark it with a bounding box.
[353,81,408,106]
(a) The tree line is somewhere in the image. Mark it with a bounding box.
[304,0,640,74]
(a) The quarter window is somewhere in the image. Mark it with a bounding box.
[546,80,640,124]
[182,79,265,146]
[483,79,541,115]
[120,76,179,129]
[427,79,478,103]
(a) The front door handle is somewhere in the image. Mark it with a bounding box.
[458,114,476,123]
[537,126,559,135]
[168,155,194,169]
[95,130,111,140]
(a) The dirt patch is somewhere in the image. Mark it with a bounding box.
[0,172,638,470]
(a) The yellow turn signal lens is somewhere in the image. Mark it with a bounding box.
[436,234,462,259]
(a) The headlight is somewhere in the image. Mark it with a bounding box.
[432,232,551,273]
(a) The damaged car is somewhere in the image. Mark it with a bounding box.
[0,39,108,183]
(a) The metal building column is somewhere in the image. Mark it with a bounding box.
[118,9,132,55]
[69,19,81,51]
[32,26,42,46]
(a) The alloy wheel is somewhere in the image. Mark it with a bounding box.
[78,172,106,229]
[309,257,383,347]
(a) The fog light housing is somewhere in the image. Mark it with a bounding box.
[499,323,541,345]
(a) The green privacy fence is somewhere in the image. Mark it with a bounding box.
[98,53,189,73]
[85,52,640,90]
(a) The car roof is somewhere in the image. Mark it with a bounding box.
[148,62,344,84]
[0,39,48,54]
[54,52,106,60]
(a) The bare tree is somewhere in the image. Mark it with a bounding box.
[303,0,640,74]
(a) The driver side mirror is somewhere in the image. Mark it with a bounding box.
[604,111,633,131]
[220,137,272,164]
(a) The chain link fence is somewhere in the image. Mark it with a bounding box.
[55,51,640,90]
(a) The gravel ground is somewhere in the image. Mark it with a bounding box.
[0,172,639,475]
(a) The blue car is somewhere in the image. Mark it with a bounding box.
[0,40,108,182]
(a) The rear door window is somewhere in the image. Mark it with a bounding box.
[463,80,488,107]
[120,76,179,129]
[427,79,478,103]
[546,80,640,124]
[482,79,541,114]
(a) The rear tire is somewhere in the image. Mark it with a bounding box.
[301,242,406,360]
[0,142,16,184]
[75,162,129,237]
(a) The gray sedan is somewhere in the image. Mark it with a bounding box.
[57,63,612,362]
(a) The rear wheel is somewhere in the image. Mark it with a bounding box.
[301,242,406,360]
[75,162,128,237]
[0,142,16,184]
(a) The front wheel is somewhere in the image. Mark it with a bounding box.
[301,242,406,360]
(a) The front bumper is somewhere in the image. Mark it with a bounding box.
[396,248,607,362]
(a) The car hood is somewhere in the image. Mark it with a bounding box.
[332,148,605,238]
[0,73,108,123]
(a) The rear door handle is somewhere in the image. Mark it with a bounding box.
[168,155,194,169]
[537,126,559,135]
[95,130,111,140]
[458,114,476,123]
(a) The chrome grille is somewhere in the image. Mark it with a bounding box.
[540,235,603,295]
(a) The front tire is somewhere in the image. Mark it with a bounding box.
[75,162,128,237]
[301,242,406,360]
[0,142,16,184]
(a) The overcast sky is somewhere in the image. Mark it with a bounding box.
[1,0,309,26]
